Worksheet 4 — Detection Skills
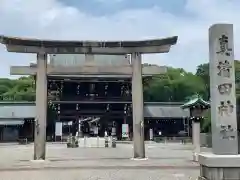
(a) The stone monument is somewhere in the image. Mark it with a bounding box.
[198,24,240,180]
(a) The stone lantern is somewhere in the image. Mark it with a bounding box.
[181,96,210,161]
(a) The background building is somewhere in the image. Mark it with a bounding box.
[0,101,189,142]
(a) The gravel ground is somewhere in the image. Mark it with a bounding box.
[0,142,200,180]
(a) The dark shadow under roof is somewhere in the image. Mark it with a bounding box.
[0,35,178,48]
[0,101,189,118]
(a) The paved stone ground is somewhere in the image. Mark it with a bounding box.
[0,142,201,180]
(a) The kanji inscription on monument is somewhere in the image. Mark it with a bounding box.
[218,83,232,95]
[219,124,235,140]
[209,24,238,155]
[216,34,232,56]
[218,100,234,116]
[217,60,232,77]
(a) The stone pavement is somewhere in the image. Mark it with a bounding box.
[0,143,200,180]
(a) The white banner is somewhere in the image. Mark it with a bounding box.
[111,127,116,136]
[94,126,98,135]
[55,122,62,136]
[149,129,153,140]
[122,124,129,138]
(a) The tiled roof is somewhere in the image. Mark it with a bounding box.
[181,97,210,109]
[144,104,189,118]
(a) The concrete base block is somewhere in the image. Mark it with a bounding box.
[78,137,106,148]
[198,153,240,180]
[131,158,148,161]
[30,160,49,163]
[193,152,199,162]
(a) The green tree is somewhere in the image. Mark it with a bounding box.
[0,76,35,101]
[201,110,211,133]
[196,63,210,99]
[144,67,207,102]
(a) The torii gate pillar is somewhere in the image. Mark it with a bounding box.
[131,52,145,159]
[34,53,48,160]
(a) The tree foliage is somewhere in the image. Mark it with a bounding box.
[144,67,207,102]
[0,76,35,101]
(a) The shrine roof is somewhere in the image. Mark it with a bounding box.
[0,101,189,119]
[181,97,210,109]
[0,35,177,48]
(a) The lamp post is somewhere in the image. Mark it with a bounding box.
[181,96,210,162]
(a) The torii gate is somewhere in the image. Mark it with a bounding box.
[0,36,178,160]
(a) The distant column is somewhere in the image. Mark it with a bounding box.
[34,53,48,160]
[149,129,153,141]
[131,52,145,159]
[192,119,200,161]
[78,118,83,138]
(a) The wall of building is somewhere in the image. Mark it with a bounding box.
[0,104,35,119]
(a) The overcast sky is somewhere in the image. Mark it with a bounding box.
[0,0,240,77]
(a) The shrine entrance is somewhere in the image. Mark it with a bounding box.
[0,35,178,160]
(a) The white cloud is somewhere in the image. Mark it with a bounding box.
[0,0,240,77]
[94,0,125,4]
